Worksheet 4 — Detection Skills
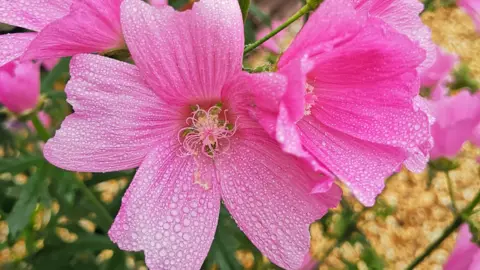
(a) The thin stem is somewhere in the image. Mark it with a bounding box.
[406,190,480,270]
[244,3,314,55]
[31,113,49,142]
[446,172,458,213]
[76,179,113,232]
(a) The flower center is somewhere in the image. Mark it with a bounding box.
[304,82,317,116]
[178,103,237,158]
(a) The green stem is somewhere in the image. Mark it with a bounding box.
[31,113,49,142]
[244,2,317,55]
[406,190,480,270]
[76,180,113,232]
[446,172,458,213]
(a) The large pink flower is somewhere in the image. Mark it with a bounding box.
[459,0,480,32]
[0,0,124,67]
[0,61,40,114]
[43,0,341,269]
[420,46,459,88]
[429,91,480,159]
[251,0,433,206]
[149,0,168,8]
[444,224,480,270]
[353,0,436,73]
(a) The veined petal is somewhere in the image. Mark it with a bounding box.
[109,145,220,270]
[297,117,406,206]
[0,0,71,31]
[22,0,124,60]
[217,134,341,269]
[0,33,36,67]
[44,54,181,172]
[120,0,244,105]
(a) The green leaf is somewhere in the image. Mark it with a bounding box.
[360,247,385,270]
[7,162,48,237]
[41,57,70,94]
[30,234,117,270]
[429,158,459,172]
[0,156,43,174]
[238,0,250,23]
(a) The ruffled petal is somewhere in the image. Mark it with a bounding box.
[355,0,436,72]
[420,46,458,87]
[22,0,123,60]
[0,0,71,31]
[120,0,244,105]
[217,134,341,269]
[109,145,220,270]
[0,33,36,67]
[44,54,181,172]
[279,0,366,68]
[297,117,406,206]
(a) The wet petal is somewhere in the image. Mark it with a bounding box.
[109,145,220,269]
[121,0,244,105]
[0,33,36,67]
[22,0,123,60]
[217,134,341,269]
[44,54,181,172]
[0,0,71,31]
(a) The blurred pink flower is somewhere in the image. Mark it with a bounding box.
[252,0,433,206]
[459,0,480,32]
[0,61,40,114]
[0,0,124,67]
[150,0,168,7]
[444,224,480,270]
[257,20,287,54]
[27,111,52,131]
[420,46,459,87]
[43,0,342,269]
[353,0,436,73]
[429,91,480,159]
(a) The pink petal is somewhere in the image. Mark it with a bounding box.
[0,60,40,114]
[279,0,366,68]
[355,0,436,73]
[0,33,36,67]
[429,91,480,159]
[109,145,220,269]
[471,122,480,147]
[420,46,459,87]
[459,0,480,32]
[257,21,285,54]
[44,54,183,172]
[297,117,406,206]
[120,0,244,105]
[217,135,342,269]
[149,0,168,8]
[444,224,479,270]
[22,0,124,60]
[0,0,71,31]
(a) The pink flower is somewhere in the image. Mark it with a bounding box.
[429,91,480,159]
[353,0,436,73]
[0,0,124,67]
[444,224,480,270]
[149,0,168,7]
[27,112,52,131]
[251,0,433,206]
[420,46,459,87]
[459,0,480,32]
[257,20,288,54]
[43,0,342,269]
[0,61,40,114]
